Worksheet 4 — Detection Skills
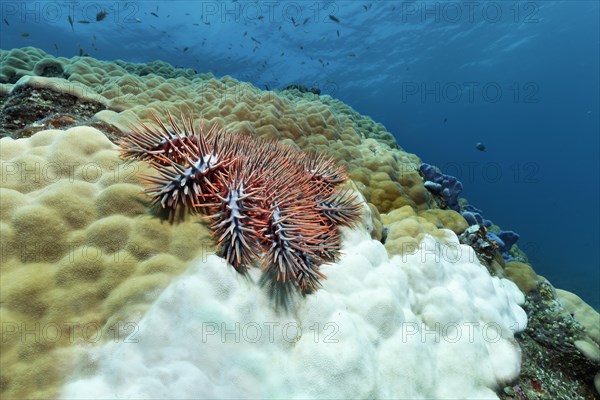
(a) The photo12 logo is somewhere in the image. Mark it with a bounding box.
[1,321,139,344]
[200,321,339,344]
[399,321,522,343]
[397,2,540,24]
[198,1,341,24]
[1,2,141,24]
[400,81,540,104]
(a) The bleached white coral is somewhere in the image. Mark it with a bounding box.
[61,228,526,400]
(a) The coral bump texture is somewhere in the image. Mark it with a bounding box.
[118,112,363,294]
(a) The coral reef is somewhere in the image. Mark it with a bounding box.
[419,162,463,211]
[0,79,112,139]
[0,47,597,399]
[282,83,321,95]
[487,230,521,260]
[499,282,600,400]
[459,224,500,265]
[462,203,493,227]
[61,231,527,399]
[0,47,424,215]
[0,127,212,399]
[420,163,523,262]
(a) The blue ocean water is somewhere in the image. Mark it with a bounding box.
[1,0,598,309]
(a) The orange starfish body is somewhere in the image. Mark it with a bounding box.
[118,112,363,294]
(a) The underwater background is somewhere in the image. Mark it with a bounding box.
[1,1,600,399]
[2,0,596,308]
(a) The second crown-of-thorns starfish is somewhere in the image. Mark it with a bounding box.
[118,112,363,296]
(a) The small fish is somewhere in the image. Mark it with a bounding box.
[278,25,282,31]
[54,43,59,51]
[291,16,298,26]
[3,18,9,26]
[193,23,199,26]
[134,18,141,23]
[68,15,74,31]
[303,17,310,25]
[96,10,107,21]
[329,15,340,23]
[183,47,189,52]
[20,32,30,37]
[79,48,84,56]
[243,31,247,36]
[257,15,264,20]
[348,53,356,57]
[336,30,339,37]
[77,20,90,24]
[280,52,284,56]
[443,117,447,123]
[475,142,486,152]
[251,37,261,44]
[150,12,158,18]
[264,84,270,90]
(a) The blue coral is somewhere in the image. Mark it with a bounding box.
[419,163,463,211]
[461,204,520,260]
[486,230,520,260]
[420,162,520,260]
[461,204,492,227]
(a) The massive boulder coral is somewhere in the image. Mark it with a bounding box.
[60,230,527,399]
[1,47,430,216]
[0,127,211,399]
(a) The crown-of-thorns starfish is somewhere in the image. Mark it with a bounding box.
[118,112,363,295]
